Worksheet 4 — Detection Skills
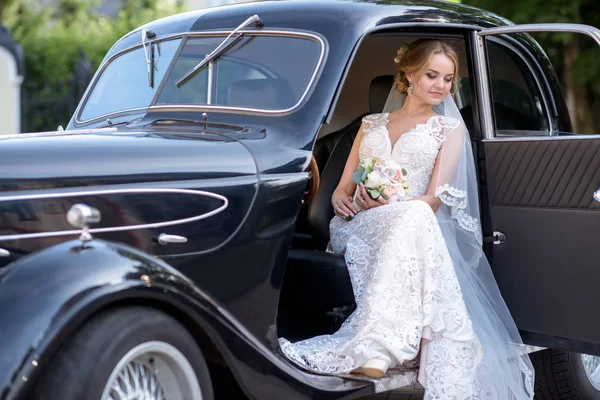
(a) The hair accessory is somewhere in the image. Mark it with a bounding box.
[394,43,409,64]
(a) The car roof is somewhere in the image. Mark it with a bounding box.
[106,0,513,57]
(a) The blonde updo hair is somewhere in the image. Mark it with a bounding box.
[394,39,461,95]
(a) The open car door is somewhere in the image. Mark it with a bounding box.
[474,24,600,355]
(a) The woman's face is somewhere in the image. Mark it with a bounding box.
[408,53,455,105]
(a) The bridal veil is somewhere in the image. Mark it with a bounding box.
[383,90,537,398]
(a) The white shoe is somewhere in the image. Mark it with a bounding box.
[351,357,391,379]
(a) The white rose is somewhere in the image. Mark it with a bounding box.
[365,170,383,188]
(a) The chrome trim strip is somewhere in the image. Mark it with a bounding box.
[0,127,117,140]
[74,108,153,127]
[0,188,228,242]
[207,61,214,105]
[74,29,327,124]
[483,134,600,142]
[472,31,495,140]
[478,23,600,47]
[147,104,296,115]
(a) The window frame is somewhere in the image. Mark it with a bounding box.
[484,36,553,136]
[475,23,600,141]
[74,29,327,125]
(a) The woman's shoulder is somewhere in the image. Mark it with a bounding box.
[361,113,388,127]
[432,115,462,130]
[428,115,464,144]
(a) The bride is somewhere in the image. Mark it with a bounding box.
[279,39,536,399]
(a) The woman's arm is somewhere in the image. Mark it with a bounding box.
[416,151,443,212]
[415,123,465,212]
[331,123,364,218]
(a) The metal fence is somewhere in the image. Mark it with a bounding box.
[22,50,92,133]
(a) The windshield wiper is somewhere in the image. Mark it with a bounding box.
[175,15,263,87]
[142,28,157,87]
[99,118,136,129]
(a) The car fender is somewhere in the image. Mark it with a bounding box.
[0,238,329,400]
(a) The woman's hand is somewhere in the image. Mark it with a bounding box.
[332,188,358,219]
[355,183,387,211]
[412,194,442,212]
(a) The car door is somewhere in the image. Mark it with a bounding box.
[474,24,600,353]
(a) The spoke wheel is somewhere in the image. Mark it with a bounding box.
[102,341,202,400]
[33,307,212,400]
[582,353,600,391]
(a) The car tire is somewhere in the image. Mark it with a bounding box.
[33,306,214,400]
[532,349,600,399]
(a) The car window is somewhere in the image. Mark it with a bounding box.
[213,59,269,105]
[487,40,549,135]
[156,35,322,110]
[79,39,181,121]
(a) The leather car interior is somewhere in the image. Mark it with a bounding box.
[228,78,295,109]
[279,76,395,339]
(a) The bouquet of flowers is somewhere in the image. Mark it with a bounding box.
[352,157,410,204]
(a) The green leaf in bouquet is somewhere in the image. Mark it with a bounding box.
[361,169,369,182]
[352,169,363,184]
[402,168,407,175]
[380,192,389,200]
[367,189,380,199]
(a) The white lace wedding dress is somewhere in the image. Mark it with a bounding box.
[279,113,501,398]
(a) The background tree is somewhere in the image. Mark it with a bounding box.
[0,0,186,131]
[463,0,600,133]
[0,0,14,21]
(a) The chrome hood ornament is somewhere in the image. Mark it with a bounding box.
[67,204,102,244]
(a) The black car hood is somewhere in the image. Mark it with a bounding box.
[0,128,256,192]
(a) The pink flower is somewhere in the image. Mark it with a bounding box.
[395,169,404,180]
[383,186,397,198]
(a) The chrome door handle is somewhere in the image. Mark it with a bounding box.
[493,231,506,245]
[594,189,600,203]
[157,233,188,245]
[0,248,9,257]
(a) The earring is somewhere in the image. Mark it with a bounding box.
[407,83,414,97]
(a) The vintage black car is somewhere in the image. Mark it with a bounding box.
[1,1,599,399]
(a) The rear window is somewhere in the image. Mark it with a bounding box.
[156,34,323,110]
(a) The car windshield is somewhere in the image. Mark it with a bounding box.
[79,39,182,122]
[156,34,322,110]
[78,32,323,121]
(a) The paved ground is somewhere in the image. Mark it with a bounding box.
[361,394,424,400]
[360,385,424,400]
[211,360,426,399]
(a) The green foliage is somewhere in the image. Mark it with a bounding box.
[1,0,185,131]
[3,0,186,86]
[463,0,600,86]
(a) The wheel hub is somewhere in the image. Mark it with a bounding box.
[101,341,202,400]
[107,360,165,400]
[582,353,600,391]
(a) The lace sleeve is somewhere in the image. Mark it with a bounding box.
[439,116,461,143]
[361,113,386,130]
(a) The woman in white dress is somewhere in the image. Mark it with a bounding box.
[279,40,535,399]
